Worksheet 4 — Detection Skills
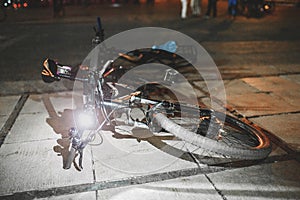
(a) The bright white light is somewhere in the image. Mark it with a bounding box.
[77,110,96,129]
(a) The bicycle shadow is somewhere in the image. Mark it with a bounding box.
[41,93,78,169]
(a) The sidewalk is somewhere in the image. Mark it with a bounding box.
[0,1,300,200]
[0,72,299,199]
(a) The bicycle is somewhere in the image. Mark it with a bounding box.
[41,17,271,170]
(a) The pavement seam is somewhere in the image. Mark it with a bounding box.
[205,174,228,200]
[0,153,297,199]
[3,137,58,145]
[248,110,300,119]
[0,166,226,199]
[0,94,29,148]
[186,148,228,199]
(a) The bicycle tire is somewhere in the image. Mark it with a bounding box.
[153,109,271,160]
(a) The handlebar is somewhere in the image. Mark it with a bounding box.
[41,59,87,83]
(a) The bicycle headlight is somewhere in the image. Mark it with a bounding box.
[76,109,97,130]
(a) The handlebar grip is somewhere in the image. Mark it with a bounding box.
[63,147,76,169]
[41,59,59,83]
[42,58,78,83]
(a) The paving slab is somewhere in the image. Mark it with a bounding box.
[243,76,300,108]
[0,140,94,196]
[207,160,300,200]
[194,79,258,95]
[271,64,300,75]
[0,116,8,132]
[218,64,283,79]
[223,79,260,96]
[0,92,95,196]
[0,95,20,129]
[250,113,300,152]
[281,74,300,85]
[3,112,63,144]
[226,92,298,117]
[194,79,281,116]
[20,92,76,114]
[92,130,199,182]
[4,92,79,144]
[0,95,20,115]
[244,76,300,93]
[194,75,300,116]
[220,76,300,117]
[97,173,223,200]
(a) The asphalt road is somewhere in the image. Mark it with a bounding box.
[0,2,299,82]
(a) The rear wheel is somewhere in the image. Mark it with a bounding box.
[153,108,271,160]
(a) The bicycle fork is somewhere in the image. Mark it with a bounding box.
[63,128,91,170]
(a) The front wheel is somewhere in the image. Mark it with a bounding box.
[153,109,271,160]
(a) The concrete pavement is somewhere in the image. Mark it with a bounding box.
[1,1,300,200]
[0,72,299,199]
